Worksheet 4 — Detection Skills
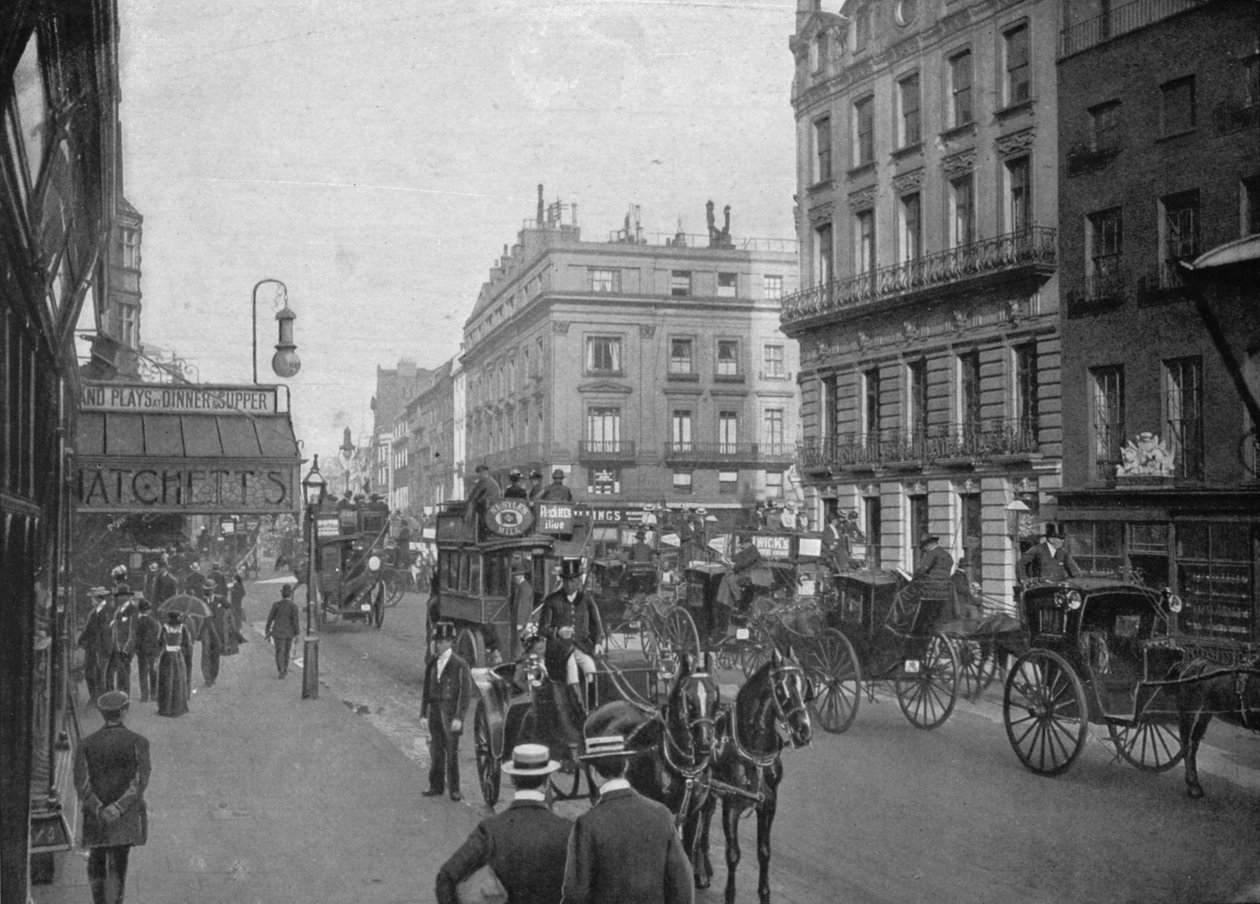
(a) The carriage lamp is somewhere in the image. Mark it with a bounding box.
[1163,589,1184,614]
[301,456,327,700]
[1065,590,1083,610]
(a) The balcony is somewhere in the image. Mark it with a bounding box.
[1059,0,1206,57]
[579,440,636,462]
[798,418,1041,473]
[1136,263,1192,306]
[663,441,793,466]
[1066,142,1122,177]
[780,227,1056,332]
[482,442,547,471]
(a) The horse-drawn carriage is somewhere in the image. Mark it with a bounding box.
[298,504,389,628]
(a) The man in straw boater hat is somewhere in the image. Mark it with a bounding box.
[421,622,471,802]
[74,690,151,904]
[560,731,693,904]
[435,743,571,904]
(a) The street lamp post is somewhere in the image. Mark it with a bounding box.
[253,278,301,383]
[339,427,355,496]
[301,456,326,700]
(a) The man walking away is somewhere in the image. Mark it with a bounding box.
[421,622,470,801]
[196,579,223,687]
[561,732,692,904]
[539,467,574,502]
[74,691,151,904]
[78,588,114,707]
[436,743,572,904]
[106,589,138,696]
[134,600,162,704]
[264,584,301,678]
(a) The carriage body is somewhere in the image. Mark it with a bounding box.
[302,505,390,627]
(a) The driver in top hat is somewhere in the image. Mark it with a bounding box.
[1018,524,1081,583]
[538,562,603,721]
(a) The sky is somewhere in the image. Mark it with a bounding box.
[116,0,802,462]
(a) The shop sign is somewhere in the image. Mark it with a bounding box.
[752,534,793,560]
[81,383,278,414]
[538,502,574,533]
[76,466,291,512]
[485,499,534,537]
[316,515,342,539]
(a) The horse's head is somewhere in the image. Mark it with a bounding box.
[666,653,721,762]
[765,646,812,749]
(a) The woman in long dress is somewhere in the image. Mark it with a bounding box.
[156,611,192,716]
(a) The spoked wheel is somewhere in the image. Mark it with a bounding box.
[383,570,405,607]
[455,627,486,668]
[1003,649,1089,776]
[740,637,773,680]
[953,635,999,702]
[1108,718,1184,772]
[895,634,959,730]
[802,628,861,733]
[657,607,700,677]
[474,700,501,806]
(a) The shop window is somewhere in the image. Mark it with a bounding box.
[719,470,739,494]
[673,471,693,494]
[1061,521,1124,575]
[1176,522,1253,640]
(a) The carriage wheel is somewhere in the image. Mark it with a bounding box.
[1108,718,1184,772]
[656,607,700,678]
[474,700,501,806]
[953,635,999,702]
[803,628,861,733]
[383,570,405,607]
[895,634,959,730]
[455,627,485,668]
[639,622,658,663]
[1003,649,1089,776]
[740,639,773,680]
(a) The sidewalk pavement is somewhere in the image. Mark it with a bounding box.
[32,602,481,904]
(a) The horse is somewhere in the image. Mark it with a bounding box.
[582,653,722,887]
[1175,656,1260,799]
[694,647,813,904]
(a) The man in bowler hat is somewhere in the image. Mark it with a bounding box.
[436,743,571,904]
[539,467,574,502]
[74,690,150,904]
[264,584,302,678]
[422,622,471,801]
[560,731,692,904]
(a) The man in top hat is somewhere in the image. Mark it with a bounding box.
[503,468,529,499]
[74,690,151,904]
[78,588,115,707]
[106,588,139,697]
[1019,524,1081,583]
[539,563,604,724]
[264,584,301,679]
[539,467,574,502]
[821,511,851,573]
[435,743,571,904]
[421,622,471,801]
[560,731,692,904]
[913,533,954,585]
[150,560,179,607]
[182,561,204,597]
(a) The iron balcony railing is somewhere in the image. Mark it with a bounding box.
[780,227,1056,329]
[798,418,1040,471]
[663,441,796,464]
[579,440,636,461]
[1059,0,1205,57]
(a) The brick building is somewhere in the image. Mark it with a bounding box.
[369,358,432,505]
[782,0,1063,600]
[408,357,456,515]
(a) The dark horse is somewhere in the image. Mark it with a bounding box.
[695,648,813,904]
[583,653,722,887]
[1175,656,1260,799]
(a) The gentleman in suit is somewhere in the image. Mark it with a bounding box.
[503,468,529,499]
[625,529,656,565]
[78,588,115,708]
[913,533,954,585]
[1019,524,1082,583]
[510,564,535,648]
[134,599,163,704]
[526,469,545,504]
[435,744,571,904]
[106,589,139,696]
[560,732,692,904]
[151,561,179,605]
[264,584,301,678]
[539,563,604,720]
[821,511,851,573]
[183,562,204,597]
[74,691,151,904]
[465,464,502,526]
[538,467,574,502]
[421,622,471,801]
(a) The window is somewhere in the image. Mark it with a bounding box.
[815,222,834,285]
[1088,207,1123,298]
[855,209,875,276]
[909,493,929,568]
[718,411,739,451]
[717,272,737,298]
[949,51,973,128]
[822,374,838,441]
[960,492,982,585]
[908,358,928,439]
[1243,176,1260,236]
[854,96,874,166]
[897,73,921,147]
[763,408,785,452]
[669,338,694,374]
[670,271,691,296]
[1061,521,1124,576]
[716,339,740,377]
[1002,24,1030,107]
[1090,100,1121,152]
[585,336,622,374]
[814,116,832,183]
[586,407,621,452]
[116,304,138,348]
[863,366,882,437]
[1005,156,1031,233]
[763,274,783,299]
[958,351,981,439]
[763,344,785,378]
[671,410,693,451]
[898,192,921,264]
[854,6,870,50]
[120,227,140,269]
[588,467,621,496]
[1164,357,1203,480]
[864,496,882,567]
[587,268,620,293]
[1014,342,1038,436]
[949,174,975,249]
[812,32,827,73]
[719,470,739,494]
[765,470,784,499]
[1161,190,1200,285]
[1160,76,1196,136]
[1091,366,1125,479]
[673,471,693,494]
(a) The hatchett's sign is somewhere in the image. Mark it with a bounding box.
[81,383,278,414]
[76,466,291,512]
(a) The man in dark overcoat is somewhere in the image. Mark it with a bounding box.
[106,589,139,696]
[538,467,574,502]
[503,468,529,499]
[78,588,115,707]
[151,561,179,605]
[560,732,692,904]
[134,599,163,704]
[436,743,571,904]
[538,563,603,720]
[1019,524,1082,583]
[421,622,471,801]
[913,533,954,585]
[74,690,151,904]
[264,583,302,678]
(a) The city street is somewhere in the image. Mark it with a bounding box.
[269,579,1260,904]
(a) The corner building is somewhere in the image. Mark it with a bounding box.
[783,0,1063,602]
[461,199,799,521]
